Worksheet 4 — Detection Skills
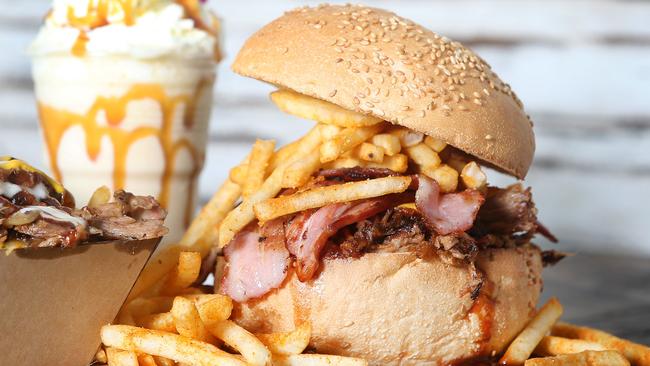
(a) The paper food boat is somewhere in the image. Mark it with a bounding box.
[0,238,160,366]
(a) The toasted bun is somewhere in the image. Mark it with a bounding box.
[231,245,542,365]
[232,4,535,179]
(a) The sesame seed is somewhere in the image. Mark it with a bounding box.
[329,89,338,97]
[353,97,360,105]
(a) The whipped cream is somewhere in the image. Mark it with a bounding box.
[30,0,219,61]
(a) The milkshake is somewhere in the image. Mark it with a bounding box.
[29,0,220,244]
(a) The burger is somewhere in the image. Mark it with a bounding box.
[213,5,560,365]
[0,156,168,249]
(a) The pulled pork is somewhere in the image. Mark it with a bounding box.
[1,189,168,248]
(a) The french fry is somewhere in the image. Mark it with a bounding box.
[152,356,175,366]
[101,325,246,366]
[319,124,342,140]
[371,133,401,156]
[421,164,459,193]
[534,336,607,356]
[254,176,412,222]
[139,312,176,333]
[229,164,249,186]
[525,350,630,366]
[242,139,276,198]
[405,143,441,169]
[161,252,202,295]
[88,185,111,207]
[323,157,364,170]
[366,153,408,173]
[137,354,158,366]
[187,294,234,327]
[214,256,226,293]
[389,128,423,147]
[272,354,368,366]
[461,161,487,190]
[207,320,271,366]
[552,322,650,366]
[424,135,447,152]
[219,128,323,247]
[271,89,382,127]
[106,347,138,366]
[255,323,311,356]
[356,143,385,163]
[500,297,564,365]
[282,148,321,188]
[320,124,384,163]
[95,347,108,364]
[128,179,241,302]
[171,296,213,343]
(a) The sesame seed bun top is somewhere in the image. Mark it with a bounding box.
[232,4,535,179]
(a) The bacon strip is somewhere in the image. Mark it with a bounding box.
[286,193,412,281]
[220,220,290,302]
[415,175,484,235]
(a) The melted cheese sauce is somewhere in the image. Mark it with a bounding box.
[0,182,50,200]
[17,206,87,228]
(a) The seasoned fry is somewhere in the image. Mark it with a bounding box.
[219,128,323,247]
[139,312,176,333]
[255,323,312,356]
[323,157,364,170]
[271,89,382,127]
[129,179,241,301]
[389,128,423,147]
[320,124,384,163]
[371,133,401,156]
[405,143,441,169]
[94,347,108,364]
[424,136,447,152]
[243,139,276,198]
[229,164,249,185]
[319,124,342,140]
[106,347,138,366]
[161,252,202,295]
[254,176,412,222]
[137,354,158,366]
[356,143,385,163]
[207,320,271,366]
[421,164,459,193]
[460,161,487,190]
[153,356,175,366]
[552,322,650,366]
[282,148,321,188]
[534,336,607,356]
[525,350,630,366]
[500,297,564,365]
[272,354,368,366]
[171,296,213,343]
[186,294,234,327]
[366,153,408,173]
[101,325,246,366]
[87,185,111,207]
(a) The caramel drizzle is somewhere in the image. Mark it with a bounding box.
[37,83,206,224]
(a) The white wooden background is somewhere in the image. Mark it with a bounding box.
[0,1,649,255]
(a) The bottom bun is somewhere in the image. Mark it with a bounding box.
[231,245,543,365]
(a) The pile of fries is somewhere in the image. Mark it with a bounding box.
[218,88,488,247]
[99,89,650,366]
[499,297,650,366]
[97,250,366,366]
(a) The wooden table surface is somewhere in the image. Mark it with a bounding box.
[541,252,650,345]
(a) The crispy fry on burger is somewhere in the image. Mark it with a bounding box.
[0,156,167,250]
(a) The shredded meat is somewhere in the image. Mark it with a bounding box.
[83,190,168,241]
[318,167,399,181]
